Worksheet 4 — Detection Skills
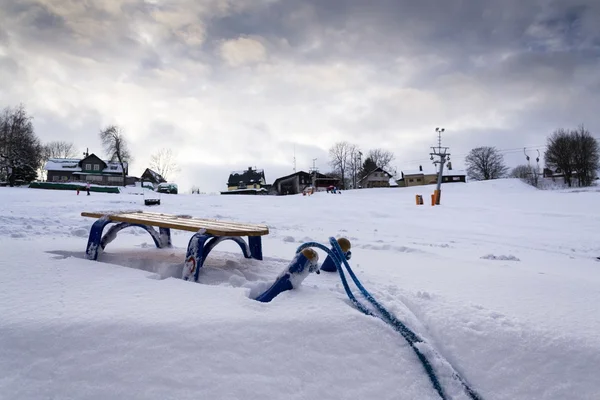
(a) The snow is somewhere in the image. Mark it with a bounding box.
[443,169,467,176]
[1,179,600,399]
[402,169,427,176]
[44,158,82,172]
[401,168,467,177]
[103,161,127,174]
[44,157,127,174]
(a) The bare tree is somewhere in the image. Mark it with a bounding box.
[100,125,132,187]
[546,126,600,187]
[39,140,78,180]
[465,146,509,181]
[0,104,42,186]
[572,126,599,187]
[44,141,77,159]
[149,148,180,182]
[347,146,363,189]
[511,165,532,179]
[366,148,395,171]
[545,128,574,186]
[329,142,356,189]
[511,164,540,186]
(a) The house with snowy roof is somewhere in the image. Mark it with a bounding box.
[396,164,466,187]
[221,167,268,195]
[140,168,166,187]
[358,167,394,188]
[45,153,136,186]
[270,170,340,195]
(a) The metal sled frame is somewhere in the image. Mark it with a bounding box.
[82,211,269,282]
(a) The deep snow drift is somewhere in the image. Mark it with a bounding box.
[1,180,599,400]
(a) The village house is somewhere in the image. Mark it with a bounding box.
[221,167,268,195]
[358,167,394,188]
[396,165,466,187]
[140,168,166,188]
[44,152,136,186]
[270,171,340,195]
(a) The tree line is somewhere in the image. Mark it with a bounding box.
[0,104,179,187]
[0,105,41,185]
[328,125,599,190]
[327,141,395,189]
[3,103,596,189]
[465,125,599,188]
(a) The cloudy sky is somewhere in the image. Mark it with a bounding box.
[1,0,599,192]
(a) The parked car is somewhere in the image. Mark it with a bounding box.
[157,182,178,194]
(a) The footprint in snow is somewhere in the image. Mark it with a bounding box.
[481,254,520,261]
[70,228,89,238]
[416,291,433,300]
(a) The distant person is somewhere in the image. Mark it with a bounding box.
[86,182,91,196]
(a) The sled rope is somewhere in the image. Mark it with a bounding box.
[297,238,482,400]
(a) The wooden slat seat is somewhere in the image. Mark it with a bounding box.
[81,211,269,236]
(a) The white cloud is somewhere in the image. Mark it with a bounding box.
[219,36,267,66]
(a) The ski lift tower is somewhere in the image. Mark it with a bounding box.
[523,147,541,187]
[430,127,450,205]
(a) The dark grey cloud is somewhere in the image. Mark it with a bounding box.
[202,0,595,60]
[0,55,18,78]
[1,0,599,191]
[0,26,8,45]
[138,51,165,71]
[199,0,600,98]
[1,1,73,52]
[4,1,69,33]
[0,0,142,61]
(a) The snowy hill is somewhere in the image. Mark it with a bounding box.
[1,179,599,400]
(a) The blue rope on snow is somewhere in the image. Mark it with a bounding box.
[296,238,482,400]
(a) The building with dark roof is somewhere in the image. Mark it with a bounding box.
[357,167,394,188]
[221,167,268,195]
[140,168,166,187]
[45,153,136,186]
[396,165,466,187]
[270,171,341,195]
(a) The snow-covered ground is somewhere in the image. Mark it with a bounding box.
[1,180,599,400]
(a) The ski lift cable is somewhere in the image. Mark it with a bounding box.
[399,145,547,167]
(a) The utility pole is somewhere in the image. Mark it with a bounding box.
[293,145,296,173]
[309,158,318,188]
[430,127,450,205]
[524,147,532,185]
[351,149,356,189]
[357,151,362,188]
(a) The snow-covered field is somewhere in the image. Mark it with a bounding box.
[1,180,599,400]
